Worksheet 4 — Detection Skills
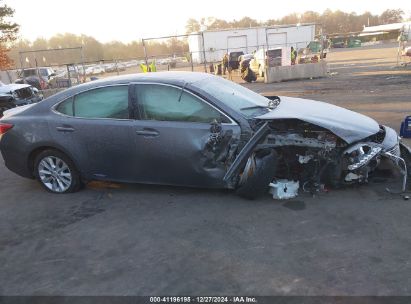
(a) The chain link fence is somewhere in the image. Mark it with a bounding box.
[1,37,327,92]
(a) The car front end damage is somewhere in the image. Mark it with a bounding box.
[0,84,43,116]
[224,113,411,199]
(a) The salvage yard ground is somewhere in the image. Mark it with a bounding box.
[1,43,411,295]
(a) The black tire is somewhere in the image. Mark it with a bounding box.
[400,143,411,189]
[33,149,82,194]
[236,150,278,199]
[401,145,411,171]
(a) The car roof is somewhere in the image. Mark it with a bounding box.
[23,67,51,70]
[38,72,216,105]
[64,71,214,93]
[89,71,212,86]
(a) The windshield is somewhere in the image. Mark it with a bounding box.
[22,68,50,77]
[23,69,37,77]
[192,76,271,118]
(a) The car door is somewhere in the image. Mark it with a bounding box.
[50,85,137,182]
[130,83,241,188]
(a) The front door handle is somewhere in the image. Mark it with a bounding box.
[136,129,159,137]
[56,126,75,132]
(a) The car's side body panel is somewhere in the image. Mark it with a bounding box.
[129,82,242,188]
[1,72,408,195]
[0,115,54,178]
[0,73,246,189]
[130,119,241,188]
[47,114,137,182]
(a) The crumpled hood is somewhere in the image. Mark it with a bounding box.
[0,84,31,95]
[255,96,380,144]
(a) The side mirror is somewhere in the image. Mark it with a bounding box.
[49,73,56,78]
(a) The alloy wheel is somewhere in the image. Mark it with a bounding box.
[38,156,72,193]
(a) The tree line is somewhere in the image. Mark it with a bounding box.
[2,6,408,69]
[185,9,406,34]
[7,35,190,68]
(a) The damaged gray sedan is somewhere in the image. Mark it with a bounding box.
[0,72,410,197]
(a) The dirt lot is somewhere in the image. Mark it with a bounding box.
[1,43,411,296]
[242,43,411,134]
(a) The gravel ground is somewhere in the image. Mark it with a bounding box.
[1,43,411,296]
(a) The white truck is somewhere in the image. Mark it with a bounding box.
[249,47,291,77]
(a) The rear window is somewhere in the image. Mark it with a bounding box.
[267,49,282,58]
[39,69,48,77]
[55,97,74,116]
[229,52,243,60]
[22,69,51,77]
[23,69,37,77]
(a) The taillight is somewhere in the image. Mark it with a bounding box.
[0,123,14,135]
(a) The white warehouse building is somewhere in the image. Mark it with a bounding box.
[188,23,316,63]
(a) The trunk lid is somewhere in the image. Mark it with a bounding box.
[1,104,36,119]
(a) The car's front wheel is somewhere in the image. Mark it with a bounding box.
[34,149,82,193]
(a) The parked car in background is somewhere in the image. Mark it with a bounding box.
[85,65,105,75]
[66,65,80,78]
[0,72,409,197]
[15,67,56,90]
[117,63,126,71]
[332,41,346,48]
[76,65,86,75]
[104,63,117,73]
[228,51,244,70]
[0,83,43,116]
[85,66,94,75]
[250,48,285,77]
[91,65,105,75]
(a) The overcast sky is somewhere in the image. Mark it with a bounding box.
[6,0,411,43]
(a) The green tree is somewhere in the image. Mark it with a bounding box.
[207,18,230,30]
[232,17,259,28]
[300,11,320,24]
[185,18,200,33]
[0,1,19,69]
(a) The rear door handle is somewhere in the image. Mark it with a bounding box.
[136,129,159,137]
[56,126,75,132]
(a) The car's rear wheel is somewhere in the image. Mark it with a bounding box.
[34,149,82,193]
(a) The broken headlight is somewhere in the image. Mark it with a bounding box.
[345,144,382,171]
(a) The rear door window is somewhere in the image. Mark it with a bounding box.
[55,86,130,119]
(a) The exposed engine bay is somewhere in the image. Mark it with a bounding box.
[234,119,410,197]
